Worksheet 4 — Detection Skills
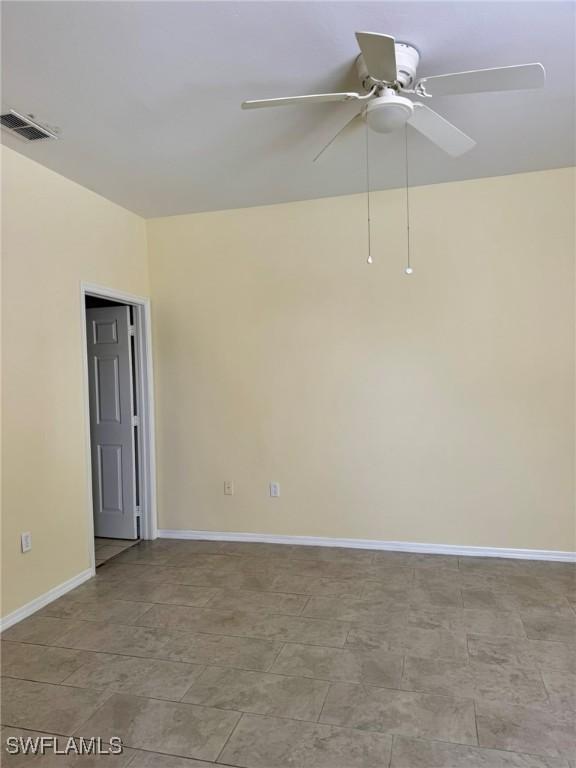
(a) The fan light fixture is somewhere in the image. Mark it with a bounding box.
[365,93,414,133]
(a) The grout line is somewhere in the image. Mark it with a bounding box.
[266,642,287,672]
[66,688,116,736]
[299,596,312,617]
[388,733,395,768]
[316,681,332,723]
[177,663,208,702]
[472,697,480,746]
[214,711,245,764]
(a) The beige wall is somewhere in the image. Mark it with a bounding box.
[148,168,575,552]
[2,154,574,622]
[1,146,148,617]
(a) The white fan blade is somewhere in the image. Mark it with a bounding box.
[313,111,363,162]
[408,103,476,157]
[242,92,361,110]
[355,32,397,82]
[417,63,545,97]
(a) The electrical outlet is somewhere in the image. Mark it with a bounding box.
[269,482,280,498]
[21,532,32,553]
[224,480,234,496]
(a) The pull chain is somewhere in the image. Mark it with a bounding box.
[365,121,372,264]
[404,124,413,275]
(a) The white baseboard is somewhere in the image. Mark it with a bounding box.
[158,529,576,563]
[0,568,94,632]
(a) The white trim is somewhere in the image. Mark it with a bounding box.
[158,529,576,562]
[80,282,158,568]
[0,569,93,632]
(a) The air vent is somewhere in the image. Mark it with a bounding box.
[0,110,58,141]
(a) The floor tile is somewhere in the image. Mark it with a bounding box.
[136,604,349,646]
[0,678,111,735]
[216,541,294,558]
[413,569,487,591]
[272,559,369,581]
[39,598,153,625]
[202,589,308,615]
[526,639,576,673]
[346,624,468,661]
[402,655,549,705]
[169,568,277,591]
[521,612,576,643]
[62,652,204,700]
[302,596,408,624]
[53,620,184,659]
[126,752,215,767]
[413,607,526,638]
[461,588,512,610]
[270,642,402,686]
[285,545,377,564]
[409,586,463,609]
[1,616,77,646]
[103,582,219,607]
[94,538,138,567]
[458,609,526,637]
[218,712,393,768]
[270,574,365,598]
[542,669,576,710]
[75,693,240,761]
[468,634,576,672]
[96,564,175,584]
[182,666,329,720]
[320,682,477,744]
[360,568,415,593]
[95,538,135,550]
[54,621,283,670]
[0,642,91,684]
[372,552,459,570]
[494,587,571,613]
[390,735,570,767]
[476,700,576,759]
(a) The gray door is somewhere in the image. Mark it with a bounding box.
[86,306,137,539]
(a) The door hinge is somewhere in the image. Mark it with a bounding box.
[132,415,140,427]
[129,325,135,336]
[135,506,141,517]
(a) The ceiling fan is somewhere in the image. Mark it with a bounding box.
[241,32,546,159]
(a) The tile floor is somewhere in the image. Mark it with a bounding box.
[94,538,139,567]
[1,539,575,766]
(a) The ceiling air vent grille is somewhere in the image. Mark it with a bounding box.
[0,110,58,141]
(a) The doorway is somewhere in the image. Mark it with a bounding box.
[81,283,157,570]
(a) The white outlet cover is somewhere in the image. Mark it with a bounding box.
[270,482,280,498]
[224,480,234,496]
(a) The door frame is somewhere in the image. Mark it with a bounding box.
[80,281,158,573]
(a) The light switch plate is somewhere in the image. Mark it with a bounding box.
[270,482,280,498]
[21,532,32,553]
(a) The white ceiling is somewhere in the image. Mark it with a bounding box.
[2,1,574,217]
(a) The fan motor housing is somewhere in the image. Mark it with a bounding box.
[356,42,420,90]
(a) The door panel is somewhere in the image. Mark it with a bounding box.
[95,357,121,422]
[87,306,137,539]
[97,444,123,513]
